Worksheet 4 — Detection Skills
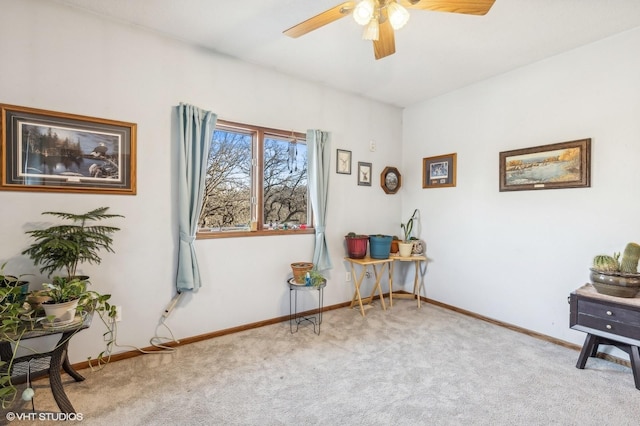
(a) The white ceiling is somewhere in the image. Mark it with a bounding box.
[52,0,640,108]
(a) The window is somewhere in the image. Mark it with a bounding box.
[197,120,311,237]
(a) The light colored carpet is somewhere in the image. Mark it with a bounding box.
[6,300,640,425]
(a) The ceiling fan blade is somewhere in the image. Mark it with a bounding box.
[398,0,496,16]
[284,1,356,38]
[373,9,396,60]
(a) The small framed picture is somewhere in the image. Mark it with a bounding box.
[422,153,456,188]
[357,162,372,186]
[380,166,401,194]
[336,149,351,174]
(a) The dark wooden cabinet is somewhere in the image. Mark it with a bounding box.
[570,284,640,390]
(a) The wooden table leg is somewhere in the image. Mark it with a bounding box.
[576,333,600,369]
[373,263,387,311]
[413,261,421,308]
[630,345,640,390]
[389,262,396,308]
[366,264,386,311]
[349,264,367,316]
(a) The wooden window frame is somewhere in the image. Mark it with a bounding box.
[197,120,313,239]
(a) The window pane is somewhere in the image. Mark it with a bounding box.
[199,128,252,231]
[263,135,308,228]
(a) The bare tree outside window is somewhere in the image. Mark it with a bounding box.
[263,136,307,227]
[198,121,309,234]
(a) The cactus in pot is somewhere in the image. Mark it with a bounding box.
[590,243,640,297]
[620,242,640,274]
[592,254,620,273]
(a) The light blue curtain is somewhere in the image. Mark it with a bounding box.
[307,129,332,271]
[176,103,217,292]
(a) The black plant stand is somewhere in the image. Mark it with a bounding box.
[288,278,326,335]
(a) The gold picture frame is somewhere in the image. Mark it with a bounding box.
[422,153,456,188]
[1,104,136,195]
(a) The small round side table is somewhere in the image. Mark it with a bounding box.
[287,278,326,335]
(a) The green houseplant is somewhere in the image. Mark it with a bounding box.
[0,284,29,408]
[0,262,30,303]
[21,207,122,322]
[399,209,419,257]
[21,207,123,281]
[308,269,326,287]
[1,208,123,408]
[22,207,121,363]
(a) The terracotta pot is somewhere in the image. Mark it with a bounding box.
[291,262,314,284]
[27,291,52,311]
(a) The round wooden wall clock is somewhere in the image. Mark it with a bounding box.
[380,166,401,194]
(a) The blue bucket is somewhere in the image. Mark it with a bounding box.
[369,235,392,259]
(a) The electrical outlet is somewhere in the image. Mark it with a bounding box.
[114,305,122,322]
[365,271,371,279]
[346,272,351,282]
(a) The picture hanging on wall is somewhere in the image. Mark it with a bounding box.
[380,166,401,194]
[357,161,372,186]
[422,153,457,188]
[0,104,137,195]
[499,138,591,192]
[336,149,351,174]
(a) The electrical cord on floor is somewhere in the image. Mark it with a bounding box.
[87,314,179,372]
[110,316,179,354]
[88,293,185,371]
[149,316,180,350]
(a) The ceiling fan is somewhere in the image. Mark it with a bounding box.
[284,0,496,60]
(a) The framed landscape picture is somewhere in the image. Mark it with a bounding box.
[499,138,591,192]
[1,104,136,194]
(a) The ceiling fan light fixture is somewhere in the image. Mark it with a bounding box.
[387,1,410,30]
[353,0,375,26]
[362,17,379,40]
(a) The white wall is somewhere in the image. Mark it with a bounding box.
[402,26,640,347]
[0,0,402,362]
[5,0,638,365]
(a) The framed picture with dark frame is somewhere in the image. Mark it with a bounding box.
[357,161,372,186]
[1,104,137,195]
[380,166,401,194]
[422,153,457,188]
[499,138,591,192]
[336,149,351,174]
